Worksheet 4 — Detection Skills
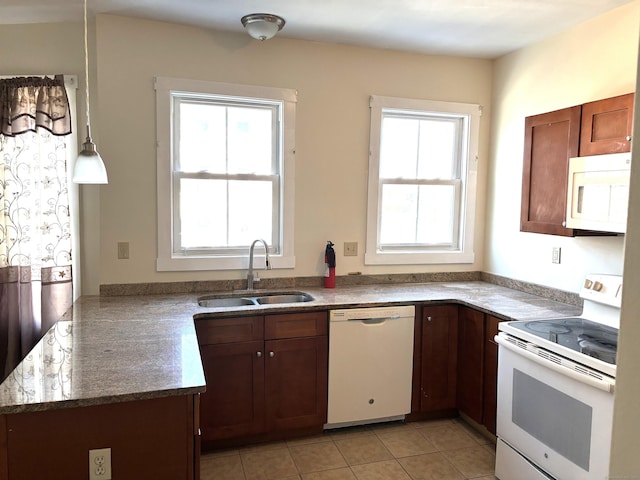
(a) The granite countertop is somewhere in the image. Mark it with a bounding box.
[0,281,581,415]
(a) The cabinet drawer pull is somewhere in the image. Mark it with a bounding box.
[269,351,275,358]
[257,351,262,357]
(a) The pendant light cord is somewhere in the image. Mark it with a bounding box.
[83,0,91,134]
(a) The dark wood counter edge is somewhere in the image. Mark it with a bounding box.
[0,386,204,416]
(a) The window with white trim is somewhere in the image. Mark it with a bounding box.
[155,77,296,271]
[365,96,481,265]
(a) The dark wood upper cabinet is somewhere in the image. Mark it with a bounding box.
[521,93,635,237]
[579,93,634,156]
[521,105,581,237]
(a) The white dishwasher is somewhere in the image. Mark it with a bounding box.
[325,305,415,429]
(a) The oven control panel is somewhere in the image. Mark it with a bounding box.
[580,274,623,308]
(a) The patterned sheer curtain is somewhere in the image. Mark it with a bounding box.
[0,75,73,381]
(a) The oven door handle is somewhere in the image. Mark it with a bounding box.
[496,335,615,393]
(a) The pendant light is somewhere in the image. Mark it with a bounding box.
[73,0,108,184]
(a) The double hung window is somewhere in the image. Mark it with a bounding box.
[156,77,296,271]
[366,96,481,265]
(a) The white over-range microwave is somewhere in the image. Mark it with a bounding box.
[565,152,631,234]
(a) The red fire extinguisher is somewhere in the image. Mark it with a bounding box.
[324,241,336,288]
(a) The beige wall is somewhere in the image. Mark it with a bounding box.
[611,63,640,479]
[487,2,639,294]
[93,14,493,292]
[488,2,640,474]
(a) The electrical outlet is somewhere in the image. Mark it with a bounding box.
[552,247,561,264]
[344,242,358,256]
[89,448,112,480]
[117,242,129,260]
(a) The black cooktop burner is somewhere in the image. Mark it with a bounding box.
[508,317,618,365]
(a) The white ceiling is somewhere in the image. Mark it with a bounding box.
[2,0,635,58]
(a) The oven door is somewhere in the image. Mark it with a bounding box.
[495,337,614,480]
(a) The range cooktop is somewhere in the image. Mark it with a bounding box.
[499,316,619,377]
[505,317,618,365]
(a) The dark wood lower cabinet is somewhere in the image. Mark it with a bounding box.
[265,336,328,432]
[412,304,501,435]
[420,305,458,412]
[199,340,264,441]
[197,312,328,448]
[1,395,199,479]
[482,315,501,434]
[457,306,485,424]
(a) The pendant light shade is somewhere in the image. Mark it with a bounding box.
[241,13,285,41]
[73,126,108,184]
[72,0,108,184]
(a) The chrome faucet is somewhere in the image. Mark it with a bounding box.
[247,239,271,290]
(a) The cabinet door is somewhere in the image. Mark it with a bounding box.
[521,106,581,236]
[457,306,485,424]
[580,93,634,156]
[199,341,264,441]
[420,305,458,411]
[482,315,501,434]
[265,336,328,432]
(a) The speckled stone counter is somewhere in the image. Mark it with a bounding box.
[0,281,581,415]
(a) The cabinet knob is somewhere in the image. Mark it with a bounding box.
[626,135,632,141]
[427,316,432,322]
[269,351,275,358]
[257,351,262,357]
[562,221,566,227]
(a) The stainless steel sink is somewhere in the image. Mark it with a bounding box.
[198,291,314,308]
[198,297,257,307]
[255,293,314,305]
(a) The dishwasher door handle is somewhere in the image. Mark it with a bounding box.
[350,316,400,325]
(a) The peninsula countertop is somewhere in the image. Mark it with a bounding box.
[0,281,582,415]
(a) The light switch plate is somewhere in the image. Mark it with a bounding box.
[344,242,358,256]
[117,242,129,260]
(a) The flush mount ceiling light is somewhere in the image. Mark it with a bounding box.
[73,0,108,184]
[241,13,286,41]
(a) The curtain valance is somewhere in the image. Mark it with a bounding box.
[0,74,71,136]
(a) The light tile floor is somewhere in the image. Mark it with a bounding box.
[201,418,497,480]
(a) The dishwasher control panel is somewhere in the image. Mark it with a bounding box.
[329,305,415,321]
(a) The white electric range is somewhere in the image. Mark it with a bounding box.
[495,274,621,480]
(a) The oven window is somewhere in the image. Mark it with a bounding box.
[513,369,592,471]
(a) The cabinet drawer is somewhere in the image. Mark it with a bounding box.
[196,316,264,345]
[265,311,328,340]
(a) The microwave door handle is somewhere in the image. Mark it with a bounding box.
[577,185,583,214]
[496,336,614,393]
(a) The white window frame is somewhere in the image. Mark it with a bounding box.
[155,77,296,271]
[365,95,481,265]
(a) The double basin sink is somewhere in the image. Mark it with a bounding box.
[198,291,314,308]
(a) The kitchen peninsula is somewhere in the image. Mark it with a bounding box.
[0,279,580,479]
